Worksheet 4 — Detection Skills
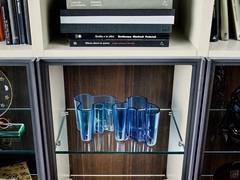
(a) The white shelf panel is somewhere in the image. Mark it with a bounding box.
[42,32,197,57]
[0,42,33,57]
[209,40,240,57]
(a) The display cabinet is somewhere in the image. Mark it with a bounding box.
[195,59,240,180]
[0,59,45,179]
[37,58,205,180]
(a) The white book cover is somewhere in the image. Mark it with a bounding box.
[60,15,175,25]
[67,0,173,9]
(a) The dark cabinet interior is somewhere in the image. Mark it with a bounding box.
[200,64,240,179]
[0,65,37,179]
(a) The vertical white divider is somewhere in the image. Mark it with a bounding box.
[49,65,70,179]
[167,65,192,179]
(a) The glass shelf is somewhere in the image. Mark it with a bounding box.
[0,111,35,154]
[0,136,35,154]
[55,110,184,154]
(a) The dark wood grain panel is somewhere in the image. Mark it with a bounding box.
[0,66,30,108]
[63,65,174,178]
[64,66,174,108]
[64,154,168,180]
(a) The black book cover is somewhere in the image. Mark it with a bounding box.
[60,9,175,16]
[210,0,220,42]
[1,0,12,45]
[7,0,19,44]
[69,33,170,40]
[69,38,169,47]
[22,0,31,44]
[61,24,172,34]
[15,0,26,44]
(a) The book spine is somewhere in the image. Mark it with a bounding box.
[1,2,12,44]
[7,0,20,44]
[60,9,175,16]
[210,0,220,42]
[67,0,173,9]
[70,33,170,40]
[22,0,31,44]
[69,39,169,47]
[220,0,229,40]
[15,0,26,44]
[0,6,5,41]
[231,0,240,40]
[61,24,172,34]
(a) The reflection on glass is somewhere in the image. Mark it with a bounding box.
[146,103,160,146]
[128,96,147,142]
[93,103,105,134]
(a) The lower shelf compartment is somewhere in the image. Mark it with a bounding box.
[56,153,184,180]
[55,110,184,154]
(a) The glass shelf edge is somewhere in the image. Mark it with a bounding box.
[55,151,184,155]
[204,151,240,154]
[0,150,35,154]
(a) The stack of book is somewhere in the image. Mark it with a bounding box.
[210,0,240,42]
[0,0,31,45]
[60,0,175,47]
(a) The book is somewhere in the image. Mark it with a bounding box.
[69,38,169,47]
[220,0,229,40]
[210,0,220,42]
[7,0,20,44]
[61,24,172,34]
[0,4,5,41]
[1,0,12,44]
[15,0,26,44]
[60,9,175,25]
[66,0,173,9]
[230,0,240,40]
[23,0,31,44]
[69,33,170,40]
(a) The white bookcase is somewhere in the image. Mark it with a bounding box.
[2,0,236,58]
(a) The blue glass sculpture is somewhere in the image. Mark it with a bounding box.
[74,94,94,141]
[112,96,160,146]
[128,96,148,142]
[94,95,116,132]
[74,94,116,141]
[145,103,160,146]
[74,94,160,146]
[113,102,129,141]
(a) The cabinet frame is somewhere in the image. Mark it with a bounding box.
[193,58,240,179]
[36,58,206,180]
[0,58,46,180]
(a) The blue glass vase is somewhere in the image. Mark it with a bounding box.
[113,102,129,141]
[93,103,105,134]
[74,94,116,141]
[127,96,147,142]
[74,94,94,142]
[94,95,116,132]
[145,103,160,146]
